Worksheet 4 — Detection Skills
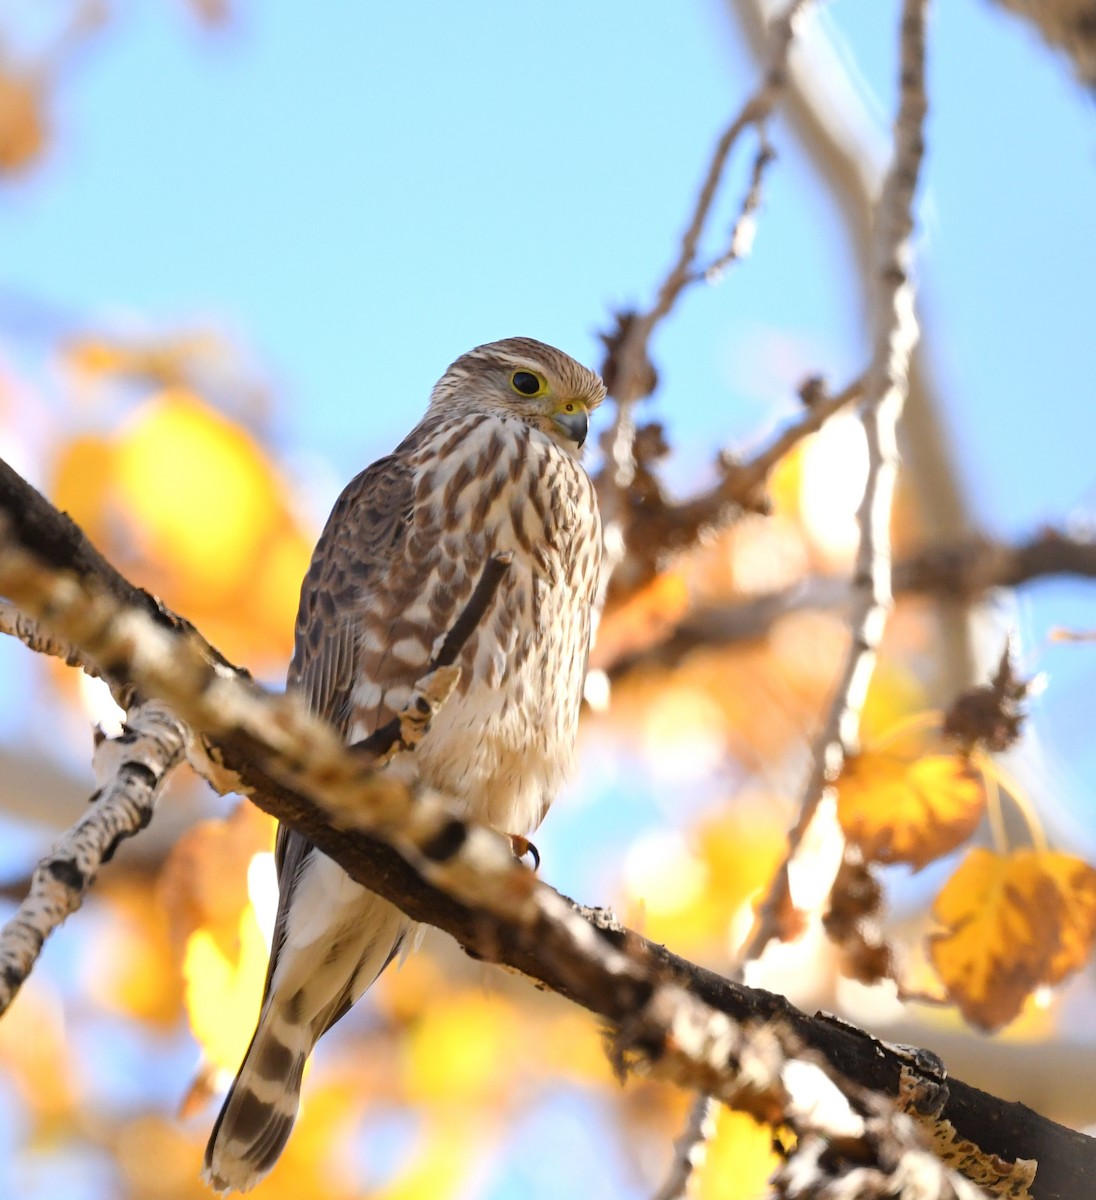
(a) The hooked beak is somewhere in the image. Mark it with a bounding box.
[552,405,589,448]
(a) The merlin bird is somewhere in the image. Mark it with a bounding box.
[203,337,605,1192]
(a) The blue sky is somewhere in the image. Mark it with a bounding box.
[1,0,1096,1195]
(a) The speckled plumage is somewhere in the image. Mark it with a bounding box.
[204,338,604,1193]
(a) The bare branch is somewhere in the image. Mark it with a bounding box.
[601,373,865,605]
[695,134,775,284]
[597,0,814,591]
[0,699,186,1014]
[989,0,1096,87]
[728,0,978,695]
[742,0,929,964]
[604,527,1096,678]
[652,1094,718,1200]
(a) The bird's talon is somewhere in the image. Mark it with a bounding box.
[509,834,541,871]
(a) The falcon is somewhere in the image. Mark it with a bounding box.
[204,337,605,1192]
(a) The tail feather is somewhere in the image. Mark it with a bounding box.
[202,1013,308,1193]
[202,876,409,1193]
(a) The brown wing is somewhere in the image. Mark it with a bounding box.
[270,454,417,968]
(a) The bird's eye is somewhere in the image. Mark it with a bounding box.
[511,370,543,397]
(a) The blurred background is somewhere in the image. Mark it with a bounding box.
[0,1,1094,1197]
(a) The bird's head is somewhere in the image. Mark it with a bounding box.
[432,337,606,454]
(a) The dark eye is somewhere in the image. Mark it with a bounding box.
[511,371,542,396]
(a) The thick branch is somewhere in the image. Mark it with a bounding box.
[0,465,1092,1193]
[0,539,1025,1196]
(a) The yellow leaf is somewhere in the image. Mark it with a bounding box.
[402,991,518,1108]
[53,389,314,666]
[837,750,985,871]
[52,433,117,547]
[115,389,281,603]
[183,904,269,1075]
[591,568,689,670]
[928,848,1063,1030]
[0,980,73,1120]
[159,803,275,956]
[698,1108,779,1200]
[115,1114,203,1199]
[90,878,185,1026]
[1032,851,1096,985]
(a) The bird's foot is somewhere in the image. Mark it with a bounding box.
[508,834,541,871]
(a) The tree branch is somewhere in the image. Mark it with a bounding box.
[599,372,866,606]
[727,0,979,697]
[0,699,186,1013]
[0,471,1092,1193]
[596,0,814,602]
[602,527,1096,679]
[0,522,1008,1197]
[741,0,929,965]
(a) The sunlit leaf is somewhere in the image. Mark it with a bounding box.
[0,981,73,1120]
[698,1107,780,1200]
[52,433,116,546]
[624,809,785,956]
[592,568,689,669]
[49,390,314,666]
[837,750,985,871]
[90,878,187,1026]
[402,991,519,1107]
[115,389,281,600]
[183,903,269,1076]
[115,1114,206,1200]
[159,803,275,957]
[928,848,1069,1030]
[1033,851,1096,985]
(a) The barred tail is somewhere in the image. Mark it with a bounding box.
[202,873,408,1193]
[202,1005,310,1194]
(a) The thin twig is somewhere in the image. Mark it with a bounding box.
[730,0,977,697]
[598,0,814,573]
[704,372,866,516]
[0,699,186,1015]
[696,134,776,283]
[740,0,930,964]
[600,373,866,606]
[651,1093,719,1200]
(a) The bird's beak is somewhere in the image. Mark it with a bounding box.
[552,404,589,448]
